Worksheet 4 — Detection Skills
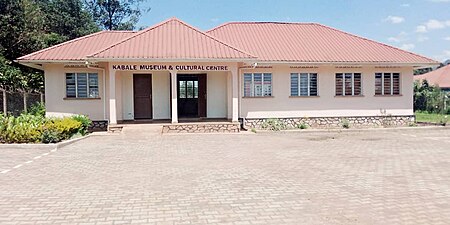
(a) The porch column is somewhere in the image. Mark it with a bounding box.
[109,69,117,124]
[231,67,239,122]
[170,70,178,123]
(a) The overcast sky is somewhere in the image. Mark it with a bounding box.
[138,0,450,62]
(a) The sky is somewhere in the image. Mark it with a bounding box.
[136,0,450,62]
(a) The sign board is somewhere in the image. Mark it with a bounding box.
[112,64,229,71]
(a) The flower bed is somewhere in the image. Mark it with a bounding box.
[0,113,91,144]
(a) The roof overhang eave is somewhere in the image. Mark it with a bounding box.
[16,59,86,64]
[14,60,45,70]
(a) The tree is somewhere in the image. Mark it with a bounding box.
[414,79,449,114]
[0,0,49,60]
[37,0,99,41]
[0,0,100,113]
[83,0,149,30]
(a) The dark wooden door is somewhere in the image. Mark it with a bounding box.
[177,75,198,117]
[133,74,152,119]
[177,74,207,118]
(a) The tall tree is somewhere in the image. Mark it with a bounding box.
[0,0,48,60]
[83,0,149,30]
[0,0,100,94]
[37,0,99,41]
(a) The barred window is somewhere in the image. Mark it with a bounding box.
[66,73,99,98]
[335,73,362,96]
[290,73,318,96]
[243,73,272,97]
[375,73,400,95]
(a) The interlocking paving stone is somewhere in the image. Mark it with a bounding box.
[1,126,450,224]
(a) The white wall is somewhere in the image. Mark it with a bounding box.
[43,62,415,122]
[43,64,105,120]
[119,71,171,120]
[207,72,227,118]
[240,65,414,118]
[152,72,171,119]
[121,73,133,120]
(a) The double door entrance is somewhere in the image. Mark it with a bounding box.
[133,73,207,120]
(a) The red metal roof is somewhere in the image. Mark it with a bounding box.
[17,31,136,61]
[88,18,255,60]
[17,18,438,65]
[414,65,450,88]
[207,22,437,64]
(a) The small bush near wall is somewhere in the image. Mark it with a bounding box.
[0,113,91,144]
[261,118,287,131]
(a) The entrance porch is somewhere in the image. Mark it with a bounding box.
[107,64,239,126]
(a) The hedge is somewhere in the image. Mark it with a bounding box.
[0,113,91,144]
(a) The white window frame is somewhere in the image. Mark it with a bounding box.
[335,72,363,96]
[243,73,272,97]
[290,73,318,97]
[375,72,401,96]
[65,72,99,98]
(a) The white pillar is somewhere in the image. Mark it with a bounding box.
[170,71,178,123]
[231,67,239,122]
[109,69,117,124]
[226,73,232,119]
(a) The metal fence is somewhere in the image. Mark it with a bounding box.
[0,90,44,116]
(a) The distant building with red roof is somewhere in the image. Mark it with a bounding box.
[414,65,450,91]
[16,18,439,130]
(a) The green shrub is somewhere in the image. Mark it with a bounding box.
[28,102,46,117]
[71,115,91,135]
[439,115,448,126]
[0,114,44,143]
[42,117,82,142]
[414,80,450,114]
[0,113,87,144]
[41,128,62,143]
[341,119,350,129]
[261,118,287,131]
[297,123,308,129]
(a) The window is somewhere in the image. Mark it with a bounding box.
[243,73,272,97]
[335,73,362,96]
[375,73,400,95]
[290,73,318,96]
[178,80,198,99]
[65,73,99,98]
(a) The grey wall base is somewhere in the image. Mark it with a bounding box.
[89,120,108,132]
[244,116,415,129]
[162,123,240,133]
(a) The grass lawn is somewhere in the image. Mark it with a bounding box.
[415,112,449,124]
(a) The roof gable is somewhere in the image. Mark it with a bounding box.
[17,31,135,61]
[207,22,437,64]
[88,18,255,60]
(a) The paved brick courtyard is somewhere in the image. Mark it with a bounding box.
[1,126,450,224]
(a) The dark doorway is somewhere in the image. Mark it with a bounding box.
[133,74,152,119]
[177,74,207,118]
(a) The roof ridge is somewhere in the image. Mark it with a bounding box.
[104,30,137,33]
[206,21,318,33]
[87,18,176,58]
[314,23,438,63]
[17,31,108,60]
[173,18,256,58]
[89,17,256,59]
